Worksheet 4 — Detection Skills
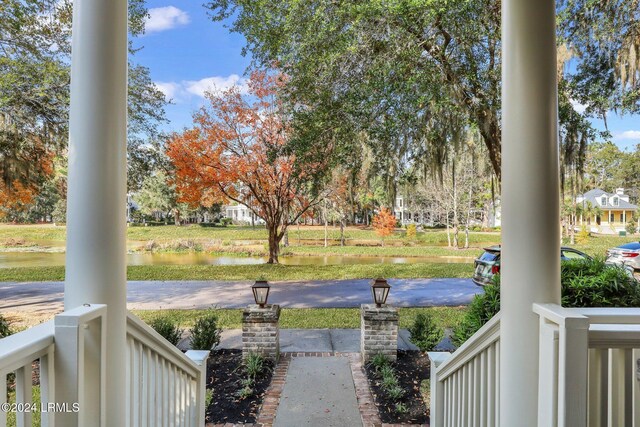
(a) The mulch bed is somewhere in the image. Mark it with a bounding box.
[365,350,430,424]
[205,349,274,425]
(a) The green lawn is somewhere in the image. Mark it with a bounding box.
[0,263,474,282]
[134,306,466,330]
[0,223,500,245]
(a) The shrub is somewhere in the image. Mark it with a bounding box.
[576,225,591,243]
[221,218,233,226]
[406,224,417,239]
[453,257,640,346]
[189,312,221,350]
[0,314,11,338]
[452,280,500,346]
[408,312,444,351]
[626,222,637,235]
[149,317,183,346]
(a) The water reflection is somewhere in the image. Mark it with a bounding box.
[0,252,473,268]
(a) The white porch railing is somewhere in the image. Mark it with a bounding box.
[0,305,209,427]
[126,312,209,427]
[534,303,640,427]
[428,312,501,427]
[429,305,640,427]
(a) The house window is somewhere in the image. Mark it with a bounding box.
[609,213,615,223]
[613,196,619,206]
[621,213,625,222]
[601,196,607,206]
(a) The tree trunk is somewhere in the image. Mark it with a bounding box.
[446,214,451,247]
[173,209,181,226]
[283,230,289,247]
[340,219,345,246]
[267,225,281,264]
[324,202,328,247]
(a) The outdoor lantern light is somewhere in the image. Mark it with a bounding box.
[371,277,391,307]
[252,280,270,307]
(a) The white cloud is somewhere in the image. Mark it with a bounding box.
[154,82,181,101]
[145,6,190,34]
[570,99,588,114]
[613,130,640,141]
[184,75,249,97]
[153,74,248,103]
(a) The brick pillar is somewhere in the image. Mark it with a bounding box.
[242,304,280,362]
[360,304,398,363]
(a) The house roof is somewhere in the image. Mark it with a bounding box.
[580,189,638,210]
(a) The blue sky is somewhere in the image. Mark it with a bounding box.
[132,2,640,151]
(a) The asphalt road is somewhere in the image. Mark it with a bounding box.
[0,278,483,312]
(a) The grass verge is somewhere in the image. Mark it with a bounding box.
[3,307,466,332]
[134,306,467,330]
[0,263,474,282]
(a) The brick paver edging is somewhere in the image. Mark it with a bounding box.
[207,351,429,427]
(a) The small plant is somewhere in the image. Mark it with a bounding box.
[189,311,221,350]
[394,402,409,414]
[0,314,11,338]
[381,371,399,390]
[149,317,183,346]
[244,353,268,380]
[205,389,214,407]
[236,384,254,399]
[386,385,406,401]
[408,312,444,352]
[406,223,417,239]
[368,353,390,374]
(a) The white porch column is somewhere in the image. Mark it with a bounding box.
[65,0,128,425]
[501,0,560,426]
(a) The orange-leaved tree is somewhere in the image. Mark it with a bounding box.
[372,208,397,246]
[166,71,326,263]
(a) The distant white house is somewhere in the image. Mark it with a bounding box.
[393,194,501,227]
[223,203,265,225]
[576,188,638,234]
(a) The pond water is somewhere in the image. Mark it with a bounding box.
[0,252,473,268]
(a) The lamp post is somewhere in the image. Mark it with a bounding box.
[252,280,270,308]
[371,277,391,307]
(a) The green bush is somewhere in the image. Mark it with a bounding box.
[408,312,444,351]
[406,224,417,239]
[561,258,640,307]
[149,317,183,346]
[189,312,221,350]
[452,280,500,346]
[221,218,233,226]
[0,314,12,338]
[453,257,640,346]
[625,222,637,235]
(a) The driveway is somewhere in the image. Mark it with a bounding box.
[0,278,482,312]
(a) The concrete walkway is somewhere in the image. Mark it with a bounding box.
[273,357,362,427]
[215,328,420,352]
[0,278,482,312]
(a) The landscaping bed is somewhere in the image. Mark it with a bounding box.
[365,350,430,424]
[205,349,273,424]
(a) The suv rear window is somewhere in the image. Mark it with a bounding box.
[479,251,499,262]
